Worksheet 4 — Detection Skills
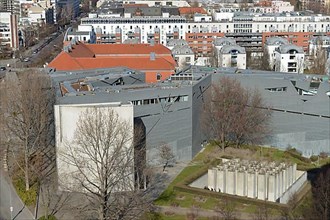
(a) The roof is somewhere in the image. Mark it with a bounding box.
[166,39,188,47]
[213,37,236,46]
[87,43,172,56]
[172,45,194,55]
[220,45,246,54]
[179,7,207,15]
[265,37,289,46]
[48,42,176,72]
[277,44,304,53]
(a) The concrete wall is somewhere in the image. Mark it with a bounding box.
[279,171,307,204]
[55,102,134,191]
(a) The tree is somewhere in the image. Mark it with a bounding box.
[214,200,238,220]
[59,107,153,220]
[311,165,330,220]
[159,144,175,172]
[308,38,328,75]
[202,77,271,151]
[1,70,55,191]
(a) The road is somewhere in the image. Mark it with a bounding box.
[0,169,34,220]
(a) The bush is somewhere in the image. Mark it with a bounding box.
[319,152,328,159]
[13,177,37,206]
[38,215,57,220]
[310,155,318,162]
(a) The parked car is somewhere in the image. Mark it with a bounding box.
[23,58,30,62]
[0,66,6,71]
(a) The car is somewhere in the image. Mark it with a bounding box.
[0,66,6,71]
[23,58,30,62]
[33,50,38,54]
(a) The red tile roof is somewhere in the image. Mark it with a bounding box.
[48,42,177,74]
[179,7,207,15]
[86,43,172,56]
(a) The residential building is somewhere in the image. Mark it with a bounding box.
[71,7,330,56]
[47,41,177,83]
[0,0,20,14]
[265,37,289,70]
[274,44,305,73]
[308,35,330,56]
[218,45,246,69]
[0,11,19,49]
[171,44,195,69]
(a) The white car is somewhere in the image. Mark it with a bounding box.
[23,58,30,62]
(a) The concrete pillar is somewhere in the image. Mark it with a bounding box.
[218,169,224,193]
[283,169,287,191]
[208,169,215,190]
[268,174,275,202]
[293,163,297,181]
[223,168,227,193]
[254,171,258,198]
[264,173,268,200]
[257,174,265,200]
[214,168,217,191]
[247,172,254,198]
[243,171,248,197]
[234,170,238,195]
[237,171,244,196]
[227,170,234,194]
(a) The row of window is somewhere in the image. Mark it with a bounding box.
[131,95,189,106]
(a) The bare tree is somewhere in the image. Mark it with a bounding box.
[202,77,271,151]
[214,200,238,220]
[59,107,153,220]
[1,70,55,191]
[308,38,328,75]
[311,165,330,220]
[252,202,271,220]
[159,144,175,172]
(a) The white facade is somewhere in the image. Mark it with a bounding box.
[97,0,190,7]
[77,11,330,45]
[0,12,18,49]
[274,44,305,74]
[265,37,290,70]
[219,45,246,69]
[271,1,294,13]
[55,102,134,192]
[171,44,195,69]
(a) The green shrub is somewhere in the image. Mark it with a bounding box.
[310,155,318,162]
[38,215,57,220]
[13,177,37,206]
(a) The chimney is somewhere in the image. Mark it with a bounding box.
[150,52,156,61]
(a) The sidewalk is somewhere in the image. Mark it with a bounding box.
[0,169,35,220]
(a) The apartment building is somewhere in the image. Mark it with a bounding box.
[274,44,305,73]
[0,11,19,49]
[265,37,289,70]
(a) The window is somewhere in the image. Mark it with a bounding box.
[156,73,162,81]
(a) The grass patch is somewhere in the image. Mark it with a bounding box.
[13,177,37,206]
[38,215,57,220]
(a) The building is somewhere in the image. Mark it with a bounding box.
[218,45,246,69]
[274,44,305,73]
[65,26,96,44]
[0,0,19,14]
[171,44,195,69]
[208,159,307,204]
[265,37,289,70]
[213,37,246,69]
[308,35,330,56]
[70,6,330,57]
[50,66,330,166]
[48,41,177,83]
[271,1,294,13]
[0,11,19,49]
[55,102,135,191]
[50,66,211,163]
